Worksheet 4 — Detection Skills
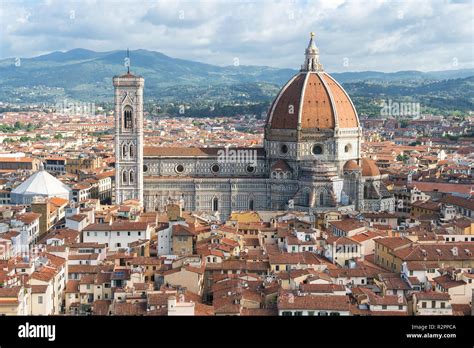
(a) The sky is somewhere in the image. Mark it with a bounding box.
[1,0,473,72]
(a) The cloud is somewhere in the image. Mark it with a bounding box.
[0,0,472,72]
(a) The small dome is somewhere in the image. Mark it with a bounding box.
[361,158,380,177]
[343,160,361,171]
[271,159,291,172]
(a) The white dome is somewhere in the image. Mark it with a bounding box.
[11,165,71,204]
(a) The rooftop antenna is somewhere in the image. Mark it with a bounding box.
[127,48,130,74]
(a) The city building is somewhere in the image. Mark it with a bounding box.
[10,163,71,204]
[82,221,152,251]
[114,34,395,218]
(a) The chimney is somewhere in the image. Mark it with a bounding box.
[167,296,177,311]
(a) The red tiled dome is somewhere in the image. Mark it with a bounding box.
[266,71,359,130]
[361,158,380,177]
[343,160,361,171]
[266,34,359,132]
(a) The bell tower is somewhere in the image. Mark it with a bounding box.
[113,52,144,205]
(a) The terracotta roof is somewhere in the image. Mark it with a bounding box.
[433,275,466,289]
[128,256,161,266]
[268,251,323,265]
[267,72,359,131]
[278,293,351,311]
[172,224,196,237]
[14,212,41,225]
[83,221,150,232]
[79,274,96,285]
[64,279,79,293]
[119,72,139,78]
[144,147,265,158]
[321,73,359,128]
[361,158,381,177]
[326,235,361,246]
[343,160,361,171]
[31,267,57,282]
[49,197,69,207]
[271,159,292,172]
[68,214,87,222]
[300,283,346,293]
[30,285,48,294]
[268,73,305,129]
[112,301,146,315]
[0,157,34,163]
[330,218,365,232]
[92,299,111,315]
[350,231,382,243]
[68,265,100,274]
[451,304,471,316]
[375,237,412,250]
[411,182,472,196]
[392,242,474,262]
[413,291,451,301]
[441,195,474,211]
[0,286,21,298]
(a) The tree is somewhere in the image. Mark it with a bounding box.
[397,154,409,162]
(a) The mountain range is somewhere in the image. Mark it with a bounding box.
[0,48,473,116]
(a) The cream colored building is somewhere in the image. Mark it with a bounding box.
[0,286,30,315]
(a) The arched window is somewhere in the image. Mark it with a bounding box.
[319,192,325,206]
[124,106,133,129]
[249,199,254,211]
[212,197,219,212]
[122,170,127,184]
[129,144,134,158]
[129,171,134,184]
[303,191,310,206]
[122,144,128,158]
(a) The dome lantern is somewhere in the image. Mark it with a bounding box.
[301,32,323,72]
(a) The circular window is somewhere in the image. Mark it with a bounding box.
[211,164,220,173]
[143,164,148,172]
[175,164,184,173]
[246,164,255,173]
[312,144,323,155]
[345,144,352,153]
[280,144,288,154]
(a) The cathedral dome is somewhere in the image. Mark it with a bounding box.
[361,158,381,177]
[266,33,359,131]
[343,160,361,171]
